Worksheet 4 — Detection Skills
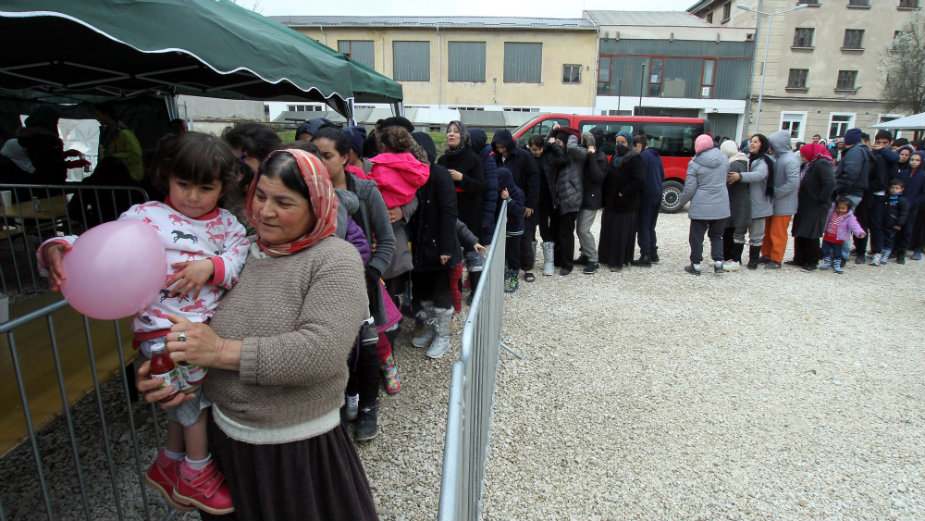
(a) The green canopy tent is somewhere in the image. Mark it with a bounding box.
[0,0,402,123]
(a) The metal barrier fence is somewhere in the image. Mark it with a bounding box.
[0,183,149,300]
[439,200,521,521]
[0,299,169,521]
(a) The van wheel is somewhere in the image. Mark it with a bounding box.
[660,181,684,213]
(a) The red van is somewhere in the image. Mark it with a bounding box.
[511,114,710,213]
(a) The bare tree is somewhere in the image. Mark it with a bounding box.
[230,0,262,14]
[882,15,925,114]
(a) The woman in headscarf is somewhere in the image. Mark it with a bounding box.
[598,131,646,272]
[137,149,379,521]
[789,143,836,271]
[438,120,485,296]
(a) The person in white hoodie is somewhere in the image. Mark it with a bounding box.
[678,134,731,275]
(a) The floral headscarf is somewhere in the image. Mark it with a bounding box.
[244,148,339,257]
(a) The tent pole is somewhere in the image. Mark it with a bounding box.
[346,97,356,126]
[164,93,179,121]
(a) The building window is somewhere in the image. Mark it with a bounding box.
[828,114,855,139]
[503,107,539,112]
[899,0,919,8]
[337,40,375,69]
[392,41,430,81]
[701,59,715,98]
[780,112,807,141]
[836,70,858,91]
[648,58,663,97]
[706,11,713,23]
[563,64,582,84]
[503,42,542,83]
[722,2,731,22]
[798,0,820,5]
[843,29,864,49]
[848,0,870,6]
[793,28,814,47]
[787,69,808,89]
[448,41,486,82]
[428,124,442,132]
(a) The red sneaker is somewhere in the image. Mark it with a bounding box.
[143,457,195,512]
[173,461,235,515]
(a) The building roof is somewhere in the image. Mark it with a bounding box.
[584,10,713,27]
[271,16,596,31]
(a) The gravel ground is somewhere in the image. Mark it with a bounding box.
[3,211,923,520]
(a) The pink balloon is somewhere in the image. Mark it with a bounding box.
[60,220,167,320]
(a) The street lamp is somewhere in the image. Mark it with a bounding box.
[737,3,807,136]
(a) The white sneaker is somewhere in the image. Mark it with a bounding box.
[722,260,740,271]
[345,393,359,421]
[869,253,881,266]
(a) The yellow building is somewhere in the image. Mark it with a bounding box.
[270,16,599,128]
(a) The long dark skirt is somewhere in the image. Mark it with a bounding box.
[598,209,637,268]
[911,204,925,251]
[200,417,379,521]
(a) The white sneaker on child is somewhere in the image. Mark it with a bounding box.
[722,260,740,271]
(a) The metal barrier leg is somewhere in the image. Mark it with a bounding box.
[499,342,524,359]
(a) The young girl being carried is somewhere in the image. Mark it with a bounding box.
[38,132,248,515]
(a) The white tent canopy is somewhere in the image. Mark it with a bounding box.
[871,112,925,130]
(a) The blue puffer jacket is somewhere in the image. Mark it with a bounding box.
[640,147,665,200]
[470,128,499,243]
[496,167,525,234]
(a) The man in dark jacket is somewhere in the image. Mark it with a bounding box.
[867,130,900,262]
[492,129,539,281]
[835,128,875,262]
[632,134,665,266]
[529,133,566,276]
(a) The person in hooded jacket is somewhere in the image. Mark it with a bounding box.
[678,135,730,275]
[719,140,750,270]
[492,129,539,282]
[631,134,664,267]
[495,167,526,293]
[576,127,608,273]
[896,148,925,262]
[907,150,925,260]
[835,128,876,263]
[408,132,461,360]
[598,131,646,271]
[528,133,566,277]
[550,126,586,276]
[789,143,836,271]
[438,120,485,298]
[865,131,901,263]
[468,128,499,245]
[760,130,801,269]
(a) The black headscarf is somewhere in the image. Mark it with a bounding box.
[444,120,471,157]
[749,134,775,200]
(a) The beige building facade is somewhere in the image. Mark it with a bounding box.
[689,0,917,142]
[271,16,598,126]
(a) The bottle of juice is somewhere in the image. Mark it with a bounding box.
[177,362,207,393]
[150,344,182,402]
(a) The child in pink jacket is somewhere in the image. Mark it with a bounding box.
[820,196,867,274]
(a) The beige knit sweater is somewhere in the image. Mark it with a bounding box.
[204,236,367,434]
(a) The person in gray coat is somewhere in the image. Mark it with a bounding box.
[678,134,731,274]
[760,130,801,269]
[728,134,774,269]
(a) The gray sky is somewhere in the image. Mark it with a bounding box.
[250,0,698,17]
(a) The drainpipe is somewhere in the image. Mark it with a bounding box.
[436,26,442,109]
[742,0,761,140]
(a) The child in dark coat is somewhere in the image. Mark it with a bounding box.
[496,167,525,293]
[880,178,911,265]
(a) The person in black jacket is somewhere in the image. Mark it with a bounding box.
[492,129,539,281]
[410,132,461,359]
[835,128,874,262]
[632,134,665,267]
[528,133,566,276]
[790,143,836,271]
[438,121,485,298]
[468,128,499,245]
[866,131,900,262]
[577,127,608,274]
[598,132,646,271]
[880,178,910,264]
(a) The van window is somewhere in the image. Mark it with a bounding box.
[637,123,701,157]
[520,117,569,140]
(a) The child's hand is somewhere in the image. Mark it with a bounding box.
[859,232,867,238]
[165,259,214,301]
[474,243,488,255]
[388,207,403,223]
[43,242,73,291]
[894,226,901,231]
[500,188,509,200]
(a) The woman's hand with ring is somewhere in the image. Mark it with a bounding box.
[166,314,241,371]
